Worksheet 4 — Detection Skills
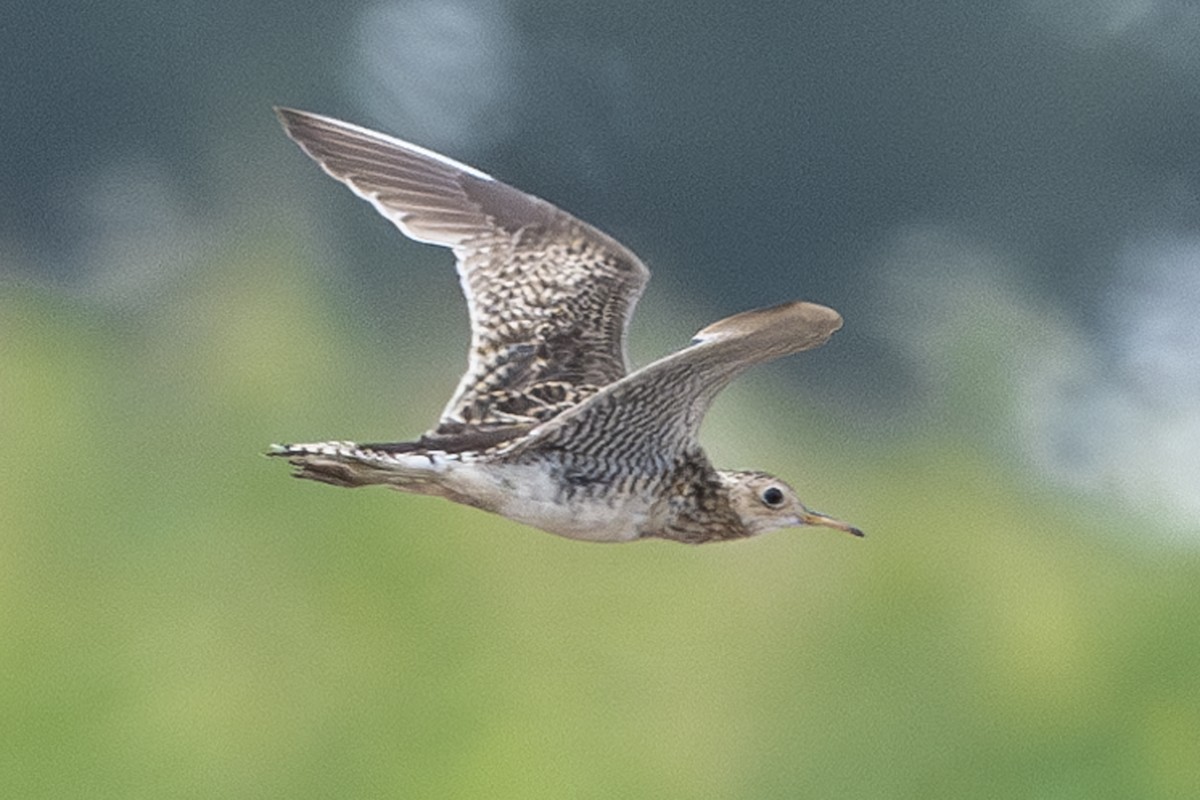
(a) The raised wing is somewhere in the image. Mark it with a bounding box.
[498,301,844,474]
[276,108,650,432]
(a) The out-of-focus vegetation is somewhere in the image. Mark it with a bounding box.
[3,239,1198,799]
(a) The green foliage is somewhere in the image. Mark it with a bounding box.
[2,246,1197,799]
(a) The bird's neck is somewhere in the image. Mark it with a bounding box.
[650,464,748,543]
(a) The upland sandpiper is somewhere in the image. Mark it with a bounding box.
[269,108,862,544]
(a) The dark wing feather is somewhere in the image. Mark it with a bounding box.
[498,301,844,473]
[276,108,650,431]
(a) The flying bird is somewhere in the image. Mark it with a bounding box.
[269,108,862,544]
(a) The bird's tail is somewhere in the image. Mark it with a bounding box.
[266,441,443,489]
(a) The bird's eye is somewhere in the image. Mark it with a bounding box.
[762,487,785,507]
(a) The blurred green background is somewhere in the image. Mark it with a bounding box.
[4,2,1199,798]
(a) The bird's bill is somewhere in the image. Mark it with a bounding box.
[800,509,864,537]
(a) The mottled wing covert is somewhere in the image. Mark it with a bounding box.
[276,108,650,432]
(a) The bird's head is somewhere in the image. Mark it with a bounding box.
[723,471,863,539]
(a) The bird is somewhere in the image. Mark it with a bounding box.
[268,107,862,544]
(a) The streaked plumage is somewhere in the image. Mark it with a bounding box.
[269,108,862,544]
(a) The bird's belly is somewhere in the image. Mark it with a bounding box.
[509,496,650,542]
[448,463,652,542]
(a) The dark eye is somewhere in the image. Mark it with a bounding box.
[762,487,785,507]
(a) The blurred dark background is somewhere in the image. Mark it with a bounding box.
[3,1,1198,797]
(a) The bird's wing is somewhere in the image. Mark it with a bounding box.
[497,301,844,472]
[276,108,650,432]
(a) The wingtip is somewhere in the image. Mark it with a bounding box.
[787,299,843,331]
[274,105,315,132]
[270,105,498,184]
[781,300,844,339]
[692,299,844,343]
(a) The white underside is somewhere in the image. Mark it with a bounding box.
[384,453,653,542]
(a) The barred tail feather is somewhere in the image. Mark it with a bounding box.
[266,441,443,490]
